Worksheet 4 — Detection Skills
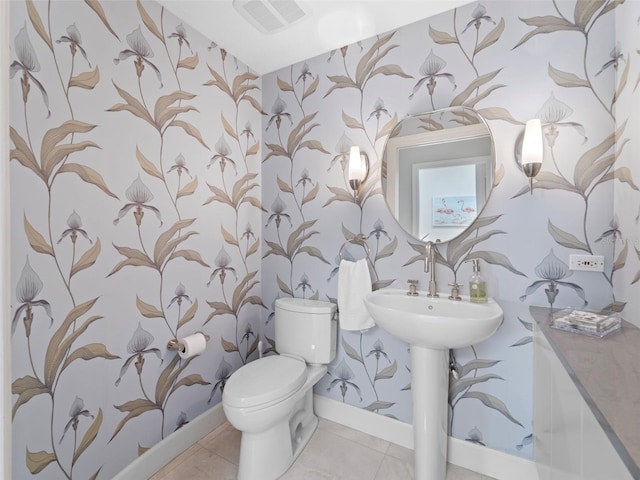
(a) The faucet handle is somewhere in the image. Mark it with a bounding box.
[407,279,419,296]
[448,282,463,301]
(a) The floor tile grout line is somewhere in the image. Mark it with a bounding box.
[150,444,204,479]
[371,453,387,480]
[151,421,497,480]
[316,426,390,480]
[317,419,393,456]
[320,424,389,459]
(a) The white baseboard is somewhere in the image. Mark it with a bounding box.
[448,436,539,480]
[314,393,414,449]
[110,396,539,480]
[314,394,539,480]
[111,403,227,480]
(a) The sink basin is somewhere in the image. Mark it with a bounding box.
[364,288,503,480]
[363,288,503,350]
[363,288,504,479]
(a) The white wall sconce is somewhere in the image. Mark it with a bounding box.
[348,146,369,192]
[518,118,543,194]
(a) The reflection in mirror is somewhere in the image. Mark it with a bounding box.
[382,107,494,243]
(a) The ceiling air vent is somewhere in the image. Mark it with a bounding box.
[232,0,307,34]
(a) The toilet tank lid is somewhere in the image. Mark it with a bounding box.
[276,297,336,314]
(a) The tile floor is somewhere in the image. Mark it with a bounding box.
[150,419,498,480]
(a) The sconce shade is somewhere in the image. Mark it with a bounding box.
[520,118,542,194]
[348,146,368,191]
[348,146,366,181]
[521,119,543,171]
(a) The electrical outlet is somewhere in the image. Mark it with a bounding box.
[569,254,604,272]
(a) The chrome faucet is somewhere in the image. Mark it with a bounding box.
[425,241,439,297]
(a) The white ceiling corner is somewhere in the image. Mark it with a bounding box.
[156,0,474,75]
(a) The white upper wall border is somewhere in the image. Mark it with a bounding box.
[157,0,474,75]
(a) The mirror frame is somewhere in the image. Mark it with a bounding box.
[381,106,495,244]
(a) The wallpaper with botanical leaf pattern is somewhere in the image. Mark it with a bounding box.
[613,3,640,326]
[262,0,639,462]
[9,1,263,478]
[9,0,640,478]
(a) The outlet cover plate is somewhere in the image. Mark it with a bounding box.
[569,254,604,272]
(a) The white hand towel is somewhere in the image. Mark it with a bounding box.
[338,258,375,331]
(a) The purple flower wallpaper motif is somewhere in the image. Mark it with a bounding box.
[114,25,163,87]
[520,249,586,308]
[10,23,50,117]
[12,257,53,336]
[115,323,162,387]
[113,175,163,226]
[410,48,457,107]
[10,1,262,478]
[56,23,91,68]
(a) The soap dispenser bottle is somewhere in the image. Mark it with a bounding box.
[468,259,487,303]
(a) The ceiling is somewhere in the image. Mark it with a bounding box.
[157,0,473,75]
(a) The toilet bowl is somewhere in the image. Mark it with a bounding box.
[222,298,337,480]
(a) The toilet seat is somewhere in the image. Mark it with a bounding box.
[223,355,307,409]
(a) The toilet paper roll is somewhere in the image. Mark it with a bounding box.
[178,333,206,359]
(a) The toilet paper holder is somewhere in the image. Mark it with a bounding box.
[167,338,186,353]
[166,332,208,358]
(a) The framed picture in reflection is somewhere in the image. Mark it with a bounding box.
[432,195,476,226]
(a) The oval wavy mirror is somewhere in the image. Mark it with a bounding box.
[381,106,494,243]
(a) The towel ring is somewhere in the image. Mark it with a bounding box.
[339,234,371,261]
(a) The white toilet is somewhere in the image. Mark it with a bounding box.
[222,297,337,480]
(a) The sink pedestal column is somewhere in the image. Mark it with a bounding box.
[410,345,449,480]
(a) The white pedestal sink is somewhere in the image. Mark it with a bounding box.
[363,289,503,480]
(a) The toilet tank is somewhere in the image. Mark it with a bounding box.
[275,298,337,365]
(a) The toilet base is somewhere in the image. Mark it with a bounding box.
[237,388,318,480]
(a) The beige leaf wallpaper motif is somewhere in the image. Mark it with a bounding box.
[10,1,262,478]
[9,0,640,478]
